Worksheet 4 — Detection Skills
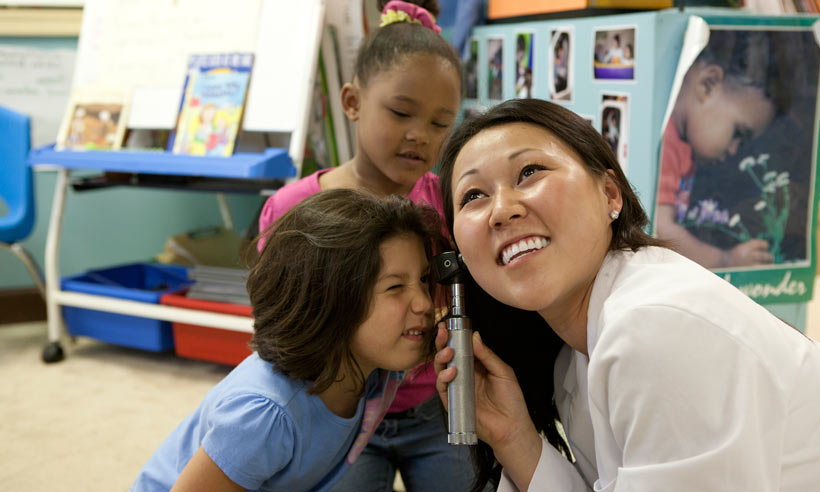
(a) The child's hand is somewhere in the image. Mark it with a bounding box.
[727,239,774,266]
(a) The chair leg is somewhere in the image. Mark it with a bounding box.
[0,241,46,298]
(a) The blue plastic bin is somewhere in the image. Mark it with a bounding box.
[61,263,191,352]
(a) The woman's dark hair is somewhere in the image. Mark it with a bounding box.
[438,98,664,492]
[464,278,569,492]
[440,98,663,254]
[354,0,461,90]
[247,189,446,394]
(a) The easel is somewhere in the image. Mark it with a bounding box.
[28,0,328,362]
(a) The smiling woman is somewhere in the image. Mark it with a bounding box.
[434,98,820,492]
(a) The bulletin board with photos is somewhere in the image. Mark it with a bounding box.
[463,9,820,307]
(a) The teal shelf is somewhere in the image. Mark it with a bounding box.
[28,145,296,179]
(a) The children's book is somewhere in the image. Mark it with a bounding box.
[172,53,254,157]
[56,88,129,151]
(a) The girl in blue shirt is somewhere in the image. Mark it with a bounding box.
[132,189,445,491]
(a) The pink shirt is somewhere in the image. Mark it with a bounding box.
[257,169,445,412]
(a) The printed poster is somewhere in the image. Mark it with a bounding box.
[653,19,820,304]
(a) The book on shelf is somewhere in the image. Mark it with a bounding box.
[322,24,353,164]
[324,0,364,150]
[303,44,340,176]
[302,1,366,175]
[56,88,129,151]
[171,53,254,157]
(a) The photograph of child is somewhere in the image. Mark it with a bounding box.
[487,37,503,100]
[654,28,820,273]
[514,31,534,98]
[600,93,629,172]
[549,28,572,101]
[593,27,636,80]
[465,38,478,99]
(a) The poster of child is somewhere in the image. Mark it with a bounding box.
[487,37,503,100]
[593,27,636,80]
[654,27,820,276]
[549,28,572,101]
[514,31,534,98]
[465,38,478,99]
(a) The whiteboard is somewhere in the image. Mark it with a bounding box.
[72,0,324,135]
[0,45,75,148]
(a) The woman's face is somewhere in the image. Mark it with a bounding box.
[450,123,620,326]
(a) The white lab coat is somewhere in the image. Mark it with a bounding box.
[499,247,820,491]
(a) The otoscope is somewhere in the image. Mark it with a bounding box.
[432,251,477,446]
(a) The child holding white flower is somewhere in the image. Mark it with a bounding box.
[655,30,792,268]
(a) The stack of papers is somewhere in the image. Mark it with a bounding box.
[187,266,250,305]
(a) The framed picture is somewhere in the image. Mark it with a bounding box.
[593,26,636,81]
[653,21,820,303]
[600,92,629,173]
[514,31,534,98]
[465,38,479,100]
[548,28,573,101]
[487,36,504,100]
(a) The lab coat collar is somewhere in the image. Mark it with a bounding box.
[586,249,632,356]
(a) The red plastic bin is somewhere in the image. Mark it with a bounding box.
[160,293,252,366]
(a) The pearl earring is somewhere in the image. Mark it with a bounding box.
[610,210,620,220]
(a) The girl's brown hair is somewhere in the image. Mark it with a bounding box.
[247,189,445,394]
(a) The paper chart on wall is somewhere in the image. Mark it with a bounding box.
[0,46,75,148]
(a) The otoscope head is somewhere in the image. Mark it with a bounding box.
[432,251,468,285]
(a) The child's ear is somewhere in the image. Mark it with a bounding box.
[340,82,361,122]
[695,64,725,102]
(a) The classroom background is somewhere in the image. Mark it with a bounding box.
[1,0,819,490]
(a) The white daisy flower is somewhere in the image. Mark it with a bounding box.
[739,156,756,171]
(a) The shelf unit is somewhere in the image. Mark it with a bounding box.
[28,147,296,362]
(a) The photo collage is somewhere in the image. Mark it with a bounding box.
[461,24,638,174]
[460,14,820,303]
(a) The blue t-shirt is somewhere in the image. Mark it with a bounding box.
[131,353,400,491]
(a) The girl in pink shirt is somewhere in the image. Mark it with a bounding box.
[257,1,476,491]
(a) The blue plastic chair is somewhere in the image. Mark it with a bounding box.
[0,105,45,296]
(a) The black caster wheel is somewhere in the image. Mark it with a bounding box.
[42,342,65,363]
